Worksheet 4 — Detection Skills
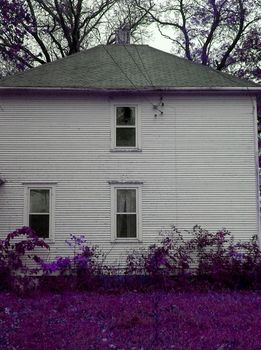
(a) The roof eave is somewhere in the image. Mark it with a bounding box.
[0,86,260,94]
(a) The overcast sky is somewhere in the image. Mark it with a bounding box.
[136,23,173,54]
[148,30,173,53]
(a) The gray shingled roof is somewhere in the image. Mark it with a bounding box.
[0,44,259,89]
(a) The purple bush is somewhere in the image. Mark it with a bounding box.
[125,225,261,291]
[36,233,107,292]
[2,225,261,293]
[0,226,49,293]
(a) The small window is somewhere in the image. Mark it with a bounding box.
[111,184,142,241]
[116,107,136,147]
[24,184,55,239]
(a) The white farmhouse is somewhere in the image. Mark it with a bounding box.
[0,44,260,264]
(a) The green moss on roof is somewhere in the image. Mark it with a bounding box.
[0,44,259,89]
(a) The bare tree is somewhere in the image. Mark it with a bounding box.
[105,0,154,45]
[0,0,152,75]
[137,0,261,82]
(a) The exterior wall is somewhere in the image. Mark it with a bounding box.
[0,93,259,265]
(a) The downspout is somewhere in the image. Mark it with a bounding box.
[251,96,261,245]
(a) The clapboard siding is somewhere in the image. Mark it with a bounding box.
[0,93,259,264]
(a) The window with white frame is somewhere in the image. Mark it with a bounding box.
[117,189,137,237]
[111,184,142,240]
[115,106,137,147]
[24,184,55,239]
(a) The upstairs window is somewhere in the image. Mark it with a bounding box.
[116,106,136,147]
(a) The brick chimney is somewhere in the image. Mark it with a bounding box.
[115,24,130,45]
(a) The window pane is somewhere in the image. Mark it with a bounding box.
[116,107,135,126]
[116,128,136,147]
[117,214,136,238]
[30,189,49,213]
[29,214,49,238]
[117,189,136,213]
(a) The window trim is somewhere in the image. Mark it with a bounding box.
[111,104,141,151]
[111,183,142,243]
[23,183,56,242]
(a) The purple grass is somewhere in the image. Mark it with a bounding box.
[0,291,261,350]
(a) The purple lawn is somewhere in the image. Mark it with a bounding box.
[1,291,261,350]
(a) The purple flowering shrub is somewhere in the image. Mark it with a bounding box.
[36,234,108,292]
[188,227,261,290]
[72,240,107,291]
[125,226,200,278]
[125,225,261,291]
[2,225,261,293]
[0,226,49,293]
[125,226,194,290]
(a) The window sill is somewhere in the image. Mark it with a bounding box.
[43,239,55,244]
[112,238,142,244]
[110,148,142,153]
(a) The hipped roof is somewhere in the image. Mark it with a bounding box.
[0,44,260,90]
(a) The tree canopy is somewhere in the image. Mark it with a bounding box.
[138,0,261,83]
[0,0,151,74]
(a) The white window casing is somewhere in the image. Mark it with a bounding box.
[110,183,142,242]
[111,104,141,151]
[23,183,56,242]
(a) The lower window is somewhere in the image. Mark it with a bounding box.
[111,184,142,241]
[117,189,137,238]
[24,184,55,239]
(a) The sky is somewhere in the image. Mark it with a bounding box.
[133,23,174,54]
[148,29,173,53]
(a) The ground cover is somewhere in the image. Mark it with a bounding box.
[0,291,261,350]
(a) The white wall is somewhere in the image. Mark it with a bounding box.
[0,93,259,264]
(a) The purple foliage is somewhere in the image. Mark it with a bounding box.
[0,226,49,292]
[38,257,71,274]
[2,226,261,294]
[253,68,261,79]
[166,0,261,82]
[65,233,87,248]
[35,233,105,292]
[125,225,261,290]
[1,291,261,349]
[0,0,34,71]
